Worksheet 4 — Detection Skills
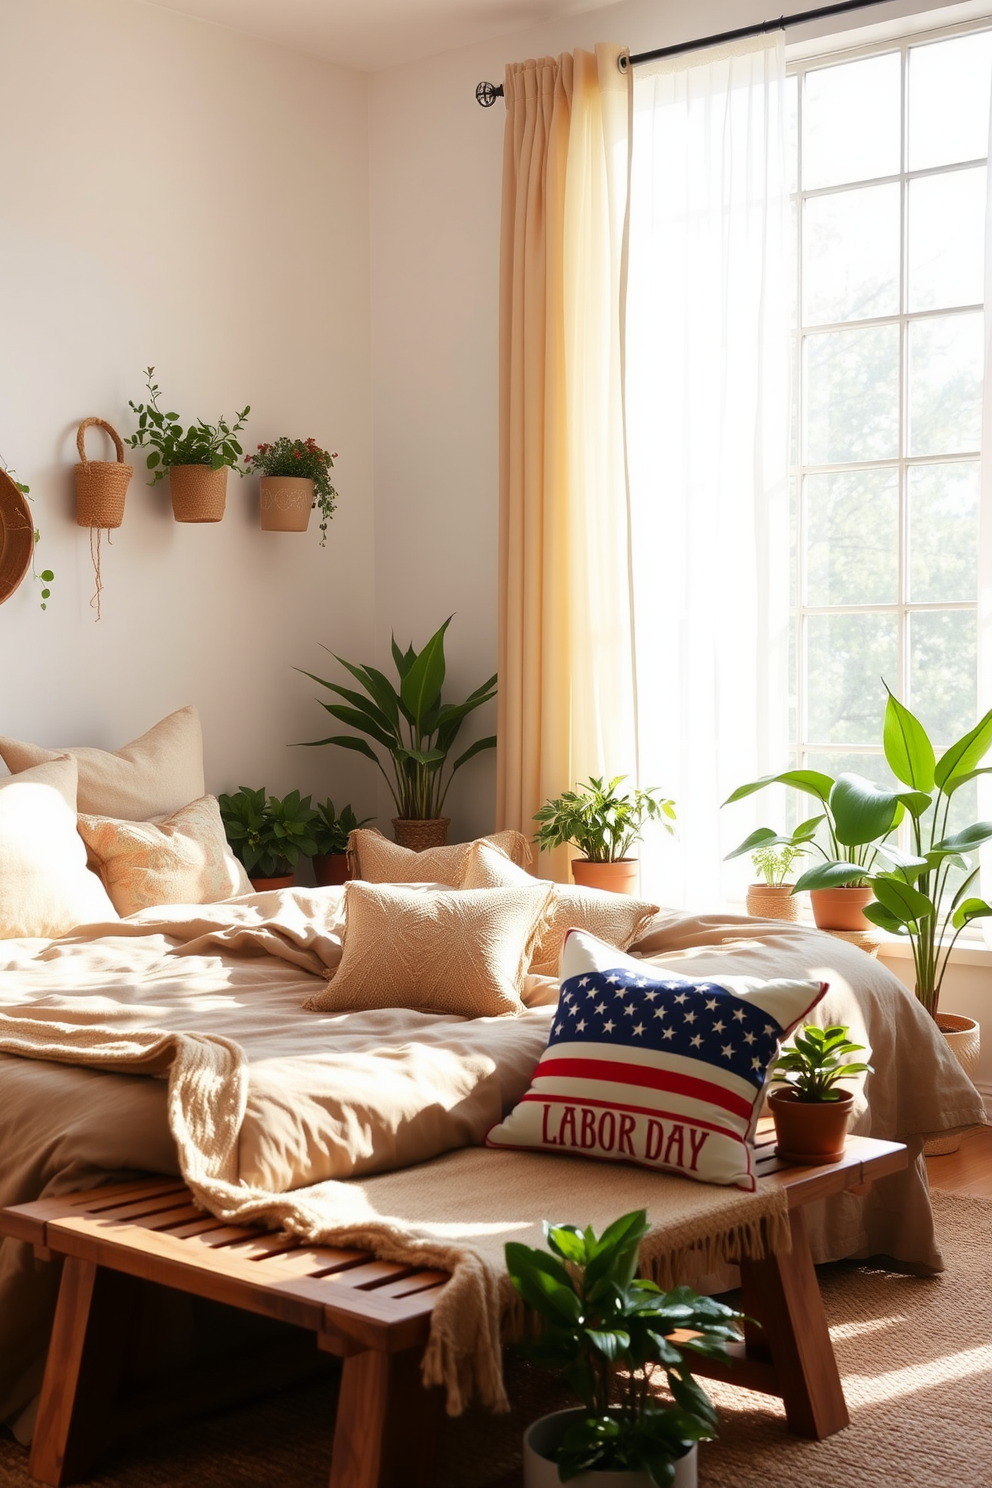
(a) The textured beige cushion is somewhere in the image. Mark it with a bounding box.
[77,795,253,916]
[347,828,531,886]
[0,756,119,938]
[462,839,660,978]
[0,706,204,819]
[304,881,554,1017]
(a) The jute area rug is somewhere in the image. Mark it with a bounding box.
[0,1191,989,1488]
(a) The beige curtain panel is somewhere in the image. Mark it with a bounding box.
[496,44,636,880]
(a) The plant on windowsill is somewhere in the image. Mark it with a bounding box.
[534,776,676,896]
[218,786,319,890]
[126,367,250,523]
[311,800,372,886]
[244,437,339,544]
[297,616,497,852]
[507,1208,744,1487]
[743,843,810,923]
[767,1024,873,1166]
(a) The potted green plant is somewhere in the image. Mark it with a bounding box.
[533,776,676,895]
[126,367,250,523]
[297,617,497,850]
[744,843,809,922]
[244,436,339,543]
[506,1209,743,1487]
[767,1024,873,1166]
[217,786,319,890]
[0,461,54,610]
[311,800,371,886]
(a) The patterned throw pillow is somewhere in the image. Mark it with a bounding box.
[78,795,252,916]
[304,881,554,1018]
[347,828,531,886]
[487,929,827,1189]
[461,839,659,977]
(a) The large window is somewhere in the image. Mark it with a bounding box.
[788,25,992,819]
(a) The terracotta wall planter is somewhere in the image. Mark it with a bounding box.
[769,1087,854,1165]
[809,885,875,932]
[169,464,228,523]
[571,859,638,895]
[312,852,350,887]
[746,883,800,921]
[392,817,450,850]
[259,475,313,532]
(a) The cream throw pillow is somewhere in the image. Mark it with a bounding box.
[77,795,253,916]
[347,827,531,886]
[0,706,205,819]
[0,756,119,938]
[304,881,554,1018]
[461,839,660,978]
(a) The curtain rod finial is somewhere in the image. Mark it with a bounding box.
[476,81,504,107]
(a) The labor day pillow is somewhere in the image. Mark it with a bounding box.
[486,929,827,1190]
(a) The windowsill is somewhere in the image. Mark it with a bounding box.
[873,936,992,968]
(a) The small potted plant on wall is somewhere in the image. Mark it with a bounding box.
[218,786,319,890]
[507,1209,743,1487]
[767,1024,873,1166]
[534,776,676,895]
[126,367,250,523]
[245,436,339,542]
[311,799,371,886]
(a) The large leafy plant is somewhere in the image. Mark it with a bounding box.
[127,367,250,482]
[218,786,319,878]
[311,799,372,856]
[298,617,497,821]
[769,1024,873,1104]
[534,776,676,863]
[506,1210,742,1486]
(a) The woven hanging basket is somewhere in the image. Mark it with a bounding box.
[392,817,451,851]
[74,418,132,529]
[169,464,227,523]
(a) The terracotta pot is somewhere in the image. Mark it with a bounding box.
[809,885,875,932]
[524,1409,697,1488]
[259,475,313,532]
[924,1013,981,1156]
[746,883,800,921]
[769,1087,854,1166]
[249,873,294,892]
[169,464,228,523]
[392,817,450,851]
[312,852,350,887]
[570,859,639,895]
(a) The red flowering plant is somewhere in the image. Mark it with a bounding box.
[245,436,339,545]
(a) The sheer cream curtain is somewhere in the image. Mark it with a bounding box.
[625,38,792,910]
[980,91,992,941]
[496,45,636,881]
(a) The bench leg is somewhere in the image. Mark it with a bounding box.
[328,1347,443,1488]
[739,1207,850,1439]
[30,1258,137,1487]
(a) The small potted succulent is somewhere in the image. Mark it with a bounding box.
[126,367,250,523]
[507,1209,743,1487]
[534,776,676,895]
[741,842,809,922]
[245,436,339,543]
[311,799,371,886]
[218,786,319,890]
[767,1024,873,1166]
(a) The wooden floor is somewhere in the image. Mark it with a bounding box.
[925,1124,992,1197]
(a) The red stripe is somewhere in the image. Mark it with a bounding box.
[532,1056,755,1121]
[519,1091,743,1145]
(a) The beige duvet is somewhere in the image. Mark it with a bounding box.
[0,890,984,1427]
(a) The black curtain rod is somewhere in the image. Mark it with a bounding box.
[476,0,895,105]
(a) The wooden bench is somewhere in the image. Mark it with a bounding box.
[0,1127,906,1488]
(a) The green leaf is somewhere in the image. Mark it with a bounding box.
[450,735,497,773]
[297,734,380,763]
[545,1224,587,1265]
[793,860,867,891]
[723,770,834,807]
[723,827,781,862]
[934,706,992,791]
[951,897,992,930]
[934,822,992,854]
[318,705,396,751]
[870,874,935,924]
[400,618,450,733]
[829,774,902,848]
[893,790,933,819]
[882,684,935,790]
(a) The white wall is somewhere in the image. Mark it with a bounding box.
[0,0,376,819]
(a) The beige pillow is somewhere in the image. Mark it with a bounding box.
[461,839,660,978]
[347,827,530,886]
[0,706,204,819]
[304,881,554,1018]
[0,756,119,938]
[77,795,253,917]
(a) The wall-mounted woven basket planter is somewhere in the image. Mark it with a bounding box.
[74,418,132,529]
[169,464,227,523]
[0,467,34,606]
[260,475,313,532]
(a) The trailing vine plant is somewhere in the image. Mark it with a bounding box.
[0,451,54,610]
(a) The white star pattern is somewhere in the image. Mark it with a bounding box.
[632,1023,645,1037]
[614,988,628,999]
[733,1008,746,1022]
[644,990,658,1001]
[578,977,589,987]
[683,1010,696,1024]
[636,979,648,988]
[555,1023,563,1035]
[594,1002,607,1015]
[606,974,620,984]
[624,1004,636,1016]
[744,1031,756,1045]
[602,1019,616,1034]
[562,991,572,1003]
[690,1034,703,1048]
[705,997,719,1011]
[653,1007,666,1019]
[764,1024,775,1035]
[575,1019,587,1032]
[752,1056,763,1071]
[662,1027,676,1040]
[712,1019,725,1034]
[721,1043,734,1059]
[674,992,688,1004]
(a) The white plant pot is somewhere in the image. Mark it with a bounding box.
[523,1409,698,1488]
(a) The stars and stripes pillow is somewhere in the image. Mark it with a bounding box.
[486,929,827,1190]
